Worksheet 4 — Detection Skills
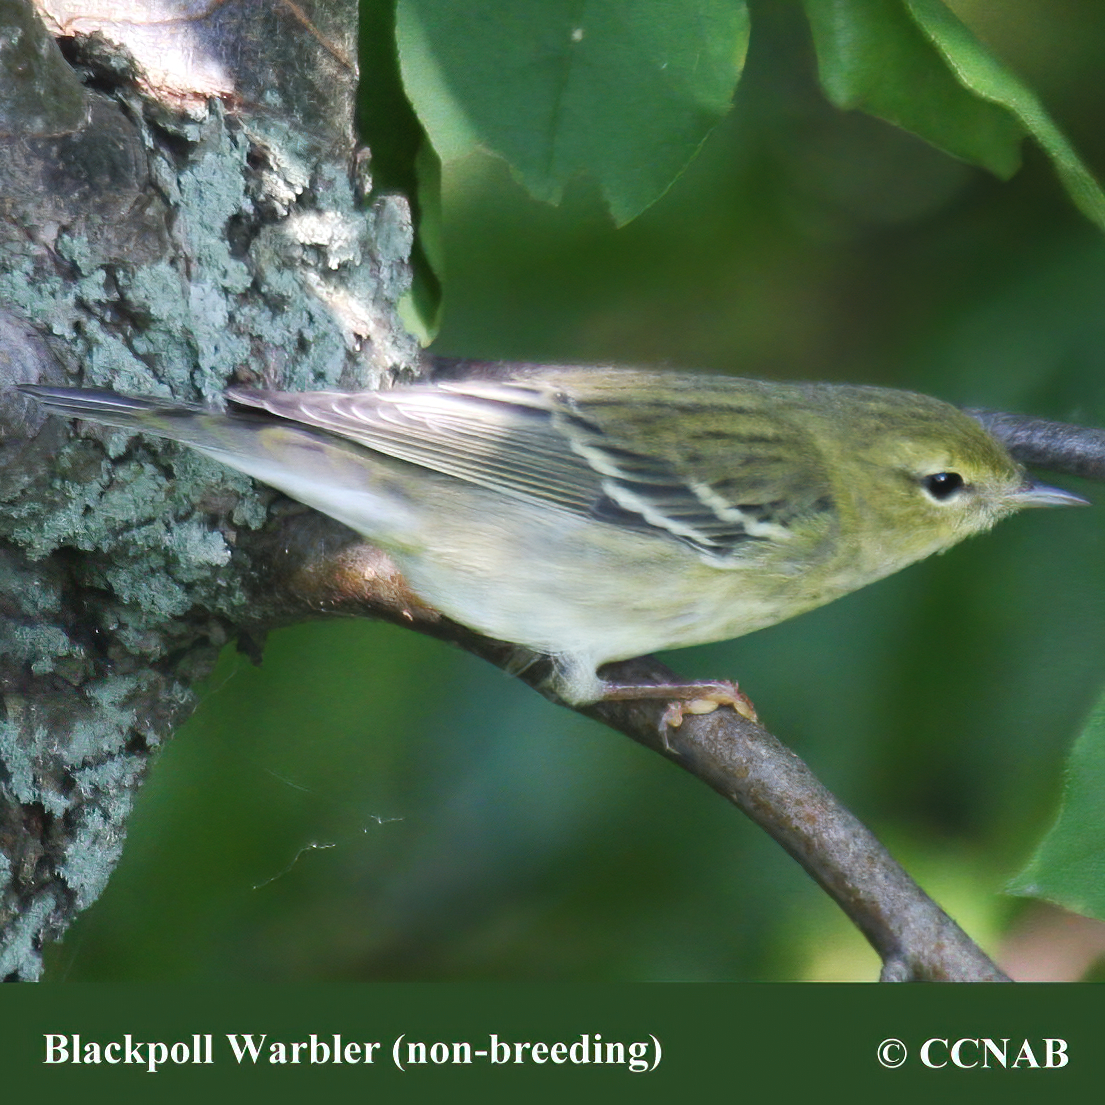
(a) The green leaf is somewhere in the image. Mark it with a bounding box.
[903,0,1105,234]
[399,140,445,344]
[1008,687,1105,922]
[358,0,443,340]
[396,0,749,225]
[801,0,1025,177]
[801,0,1105,233]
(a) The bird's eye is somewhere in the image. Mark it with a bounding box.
[921,471,965,501]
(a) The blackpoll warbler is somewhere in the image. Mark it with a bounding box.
[20,367,1084,713]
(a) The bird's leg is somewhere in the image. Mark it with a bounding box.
[600,679,759,749]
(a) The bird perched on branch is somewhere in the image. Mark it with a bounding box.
[20,365,1085,722]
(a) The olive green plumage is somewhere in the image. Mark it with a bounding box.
[20,368,1082,704]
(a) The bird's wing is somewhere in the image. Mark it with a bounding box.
[229,380,598,513]
[227,372,835,561]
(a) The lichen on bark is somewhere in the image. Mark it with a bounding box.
[0,0,420,979]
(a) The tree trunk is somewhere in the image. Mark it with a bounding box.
[0,0,420,979]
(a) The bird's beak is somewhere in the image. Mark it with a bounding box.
[1013,479,1090,508]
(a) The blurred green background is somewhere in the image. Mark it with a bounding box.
[46,0,1105,982]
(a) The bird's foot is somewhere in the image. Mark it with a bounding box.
[600,679,758,750]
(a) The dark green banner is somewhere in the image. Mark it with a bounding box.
[0,983,1099,1102]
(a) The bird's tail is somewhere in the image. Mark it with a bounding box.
[17,385,419,544]
[16,386,242,444]
[16,385,306,467]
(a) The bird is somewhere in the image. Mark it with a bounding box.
[19,364,1086,721]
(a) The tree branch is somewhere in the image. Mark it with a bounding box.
[968,409,1105,481]
[241,509,1014,982]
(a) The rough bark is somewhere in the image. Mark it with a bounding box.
[0,0,420,980]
